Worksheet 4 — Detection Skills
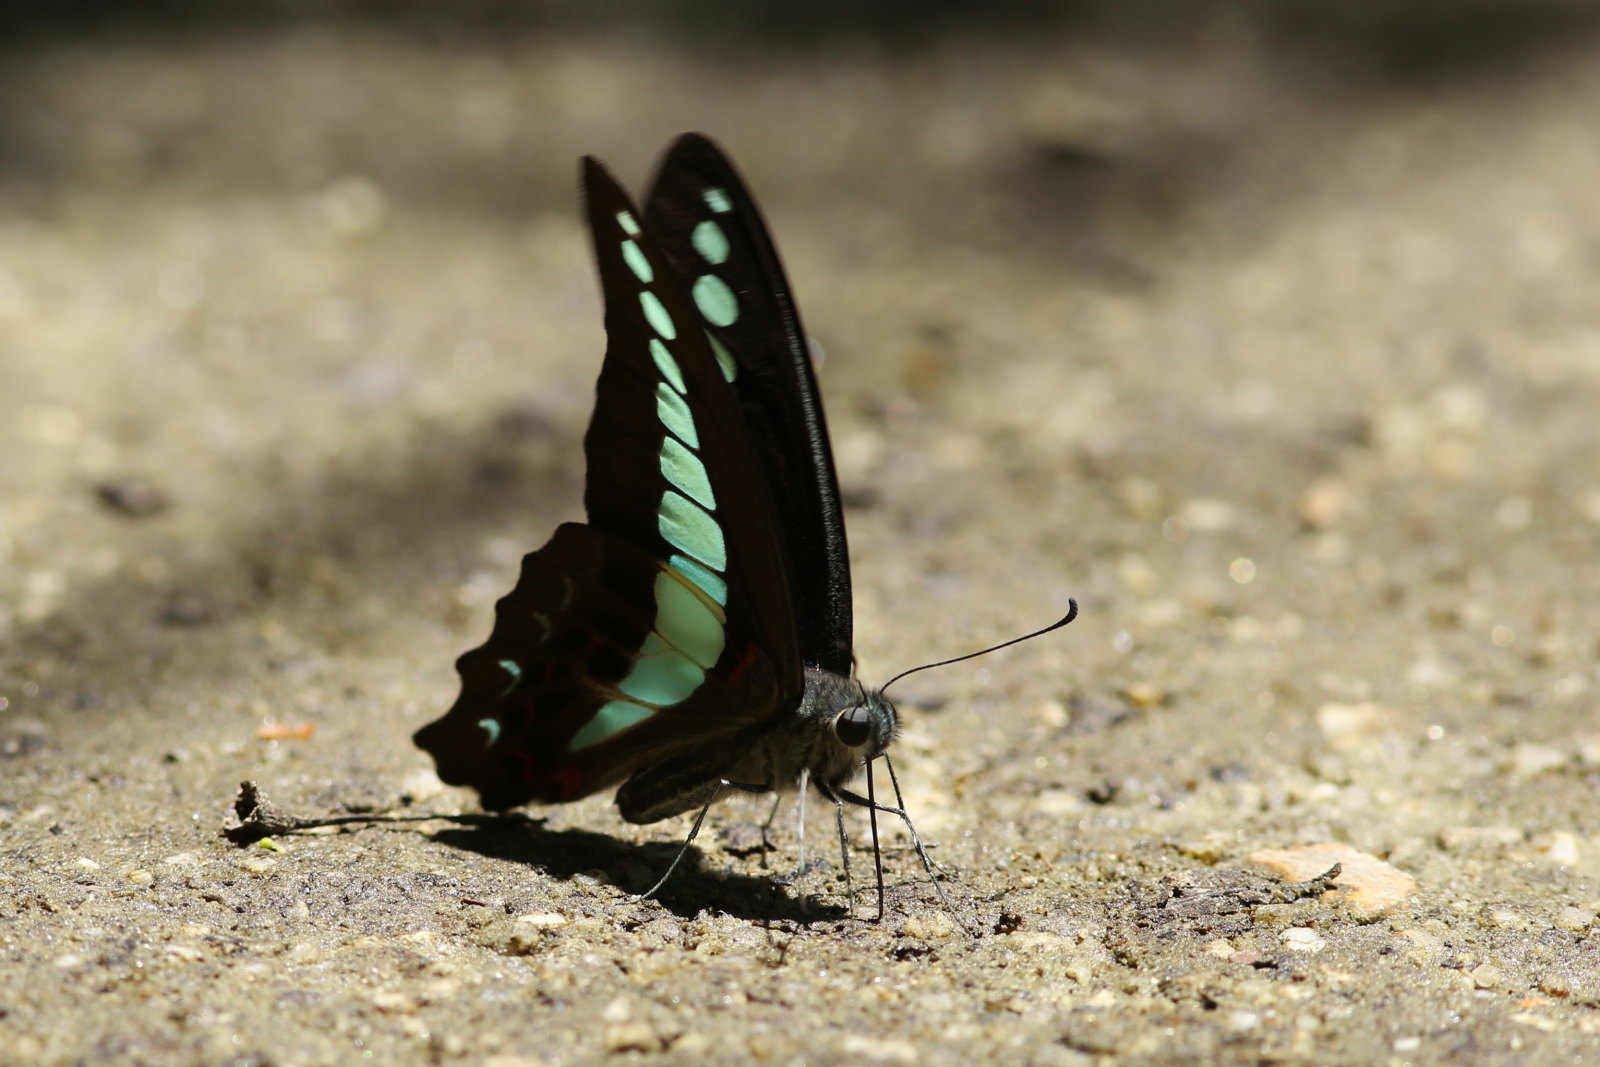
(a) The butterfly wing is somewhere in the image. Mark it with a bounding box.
[643,133,854,675]
[415,147,812,813]
[415,521,784,812]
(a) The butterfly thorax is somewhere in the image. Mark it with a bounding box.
[788,667,897,794]
[612,668,897,824]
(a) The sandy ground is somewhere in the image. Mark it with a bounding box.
[4,5,1600,1064]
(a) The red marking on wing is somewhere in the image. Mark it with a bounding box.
[550,766,585,800]
[724,641,758,684]
[510,747,537,782]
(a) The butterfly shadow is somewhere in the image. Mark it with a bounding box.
[428,813,850,925]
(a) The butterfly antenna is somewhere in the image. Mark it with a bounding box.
[880,599,1079,697]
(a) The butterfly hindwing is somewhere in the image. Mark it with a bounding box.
[414,523,783,812]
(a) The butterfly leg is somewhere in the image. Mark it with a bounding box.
[757,791,784,867]
[771,768,824,887]
[792,770,807,877]
[633,794,717,902]
[832,795,855,920]
[631,777,772,902]
[834,753,973,935]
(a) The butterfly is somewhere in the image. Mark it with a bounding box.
[414,133,1074,914]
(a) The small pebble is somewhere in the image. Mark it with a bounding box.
[603,1022,658,1053]
[1226,1010,1261,1032]
[1503,742,1568,779]
[1298,478,1349,528]
[370,991,419,1014]
[1539,975,1574,998]
[1392,928,1443,965]
[901,911,960,940]
[1280,927,1326,954]
[1314,702,1391,752]
[1181,498,1236,531]
[668,1033,711,1056]
[1485,909,1530,931]
[94,479,171,518]
[840,1035,918,1063]
[1524,831,1581,867]
[1176,836,1228,863]
[1120,682,1166,709]
[1248,843,1416,921]
[1034,699,1069,728]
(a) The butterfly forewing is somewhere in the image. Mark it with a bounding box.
[579,157,804,693]
[643,134,854,675]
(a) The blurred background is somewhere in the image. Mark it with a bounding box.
[6,0,1599,729]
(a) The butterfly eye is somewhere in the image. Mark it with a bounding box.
[833,705,873,749]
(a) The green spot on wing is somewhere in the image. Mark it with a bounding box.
[617,633,706,705]
[693,275,738,328]
[652,570,726,669]
[670,553,727,606]
[656,382,698,448]
[704,187,732,214]
[650,340,686,394]
[621,239,653,284]
[477,718,502,746]
[707,333,737,383]
[616,210,641,236]
[495,659,522,697]
[691,219,730,264]
[640,290,677,340]
[658,490,726,570]
[569,700,654,751]
[660,437,715,510]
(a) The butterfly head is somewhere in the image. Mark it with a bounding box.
[831,685,896,761]
[796,669,898,792]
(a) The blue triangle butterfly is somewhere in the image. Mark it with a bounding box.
[414,133,1075,917]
